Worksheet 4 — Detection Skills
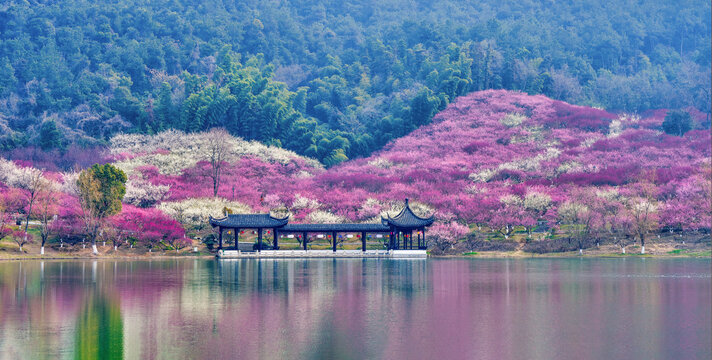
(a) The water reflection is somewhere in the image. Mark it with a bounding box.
[0,259,709,359]
[75,290,123,360]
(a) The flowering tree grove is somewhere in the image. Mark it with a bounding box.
[0,90,709,255]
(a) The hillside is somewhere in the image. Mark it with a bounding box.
[107,90,712,242]
[0,0,710,167]
[1,90,710,255]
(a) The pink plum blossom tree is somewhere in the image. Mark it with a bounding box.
[427,221,470,252]
[10,230,33,252]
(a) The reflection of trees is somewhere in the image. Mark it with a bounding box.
[75,291,123,360]
[1,258,439,359]
[0,260,194,359]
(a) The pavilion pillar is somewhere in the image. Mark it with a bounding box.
[332,231,337,252]
[273,228,279,250]
[218,227,223,250]
[361,232,366,252]
[422,228,426,249]
[410,231,413,249]
[302,232,308,250]
[257,228,263,252]
[235,228,239,250]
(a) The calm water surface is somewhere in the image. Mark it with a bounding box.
[0,258,709,360]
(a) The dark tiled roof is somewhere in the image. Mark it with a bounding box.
[282,223,390,232]
[209,200,434,231]
[381,199,434,228]
[209,214,289,228]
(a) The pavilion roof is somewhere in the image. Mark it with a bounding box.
[209,213,289,228]
[208,199,434,231]
[381,199,435,229]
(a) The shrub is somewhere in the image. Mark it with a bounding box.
[662,110,693,136]
[202,234,216,250]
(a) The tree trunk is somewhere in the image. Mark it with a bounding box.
[92,244,98,255]
[621,246,626,254]
[40,246,44,255]
[24,213,31,233]
[114,245,118,251]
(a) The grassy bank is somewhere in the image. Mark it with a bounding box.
[455,244,711,258]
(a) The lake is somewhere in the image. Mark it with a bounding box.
[0,258,709,360]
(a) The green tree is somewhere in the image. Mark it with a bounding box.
[153,82,177,131]
[39,120,63,150]
[662,110,693,136]
[0,57,17,97]
[109,86,143,127]
[77,164,127,254]
[410,88,441,128]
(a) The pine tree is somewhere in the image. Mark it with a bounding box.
[39,120,63,150]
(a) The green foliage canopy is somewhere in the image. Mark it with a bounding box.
[77,164,127,219]
[662,110,693,136]
[0,0,709,165]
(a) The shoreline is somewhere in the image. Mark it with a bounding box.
[0,251,709,261]
[1,240,709,261]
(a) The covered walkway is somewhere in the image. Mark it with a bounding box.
[209,199,434,252]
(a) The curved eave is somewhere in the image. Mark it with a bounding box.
[271,214,290,222]
[209,215,227,227]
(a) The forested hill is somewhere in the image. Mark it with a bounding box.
[1,0,710,165]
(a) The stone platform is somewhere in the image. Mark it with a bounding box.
[217,249,427,258]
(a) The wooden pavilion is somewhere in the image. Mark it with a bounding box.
[209,199,434,252]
